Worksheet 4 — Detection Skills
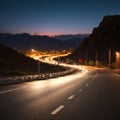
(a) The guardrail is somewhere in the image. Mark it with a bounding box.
[0,68,78,86]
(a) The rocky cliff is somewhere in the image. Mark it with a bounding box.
[71,15,120,65]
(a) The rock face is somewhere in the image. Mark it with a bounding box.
[72,15,120,65]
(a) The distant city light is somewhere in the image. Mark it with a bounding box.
[31,49,36,52]
[116,52,119,55]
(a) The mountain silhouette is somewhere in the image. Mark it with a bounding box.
[0,33,84,51]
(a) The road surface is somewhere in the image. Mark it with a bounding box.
[0,67,120,120]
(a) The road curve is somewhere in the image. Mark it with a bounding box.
[0,67,120,120]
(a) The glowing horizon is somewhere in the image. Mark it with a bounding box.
[32,31,91,37]
[1,31,91,37]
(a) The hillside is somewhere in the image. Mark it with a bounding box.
[0,44,65,76]
[71,15,120,65]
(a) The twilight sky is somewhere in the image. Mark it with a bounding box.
[0,0,120,36]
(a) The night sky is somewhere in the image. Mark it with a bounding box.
[0,0,120,36]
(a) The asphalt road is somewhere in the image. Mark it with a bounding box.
[0,67,120,120]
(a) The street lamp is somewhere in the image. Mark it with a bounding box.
[116,52,120,68]
[31,49,35,52]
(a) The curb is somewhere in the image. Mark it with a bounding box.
[0,68,79,86]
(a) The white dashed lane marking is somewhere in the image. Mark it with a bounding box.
[51,105,65,115]
[90,80,93,83]
[79,89,82,92]
[68,95,75,100]
[51,74,98,116]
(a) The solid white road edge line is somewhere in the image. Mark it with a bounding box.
[51,105,65,115]
[0,86,27,95]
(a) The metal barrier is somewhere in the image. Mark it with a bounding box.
[0,68,77,86]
